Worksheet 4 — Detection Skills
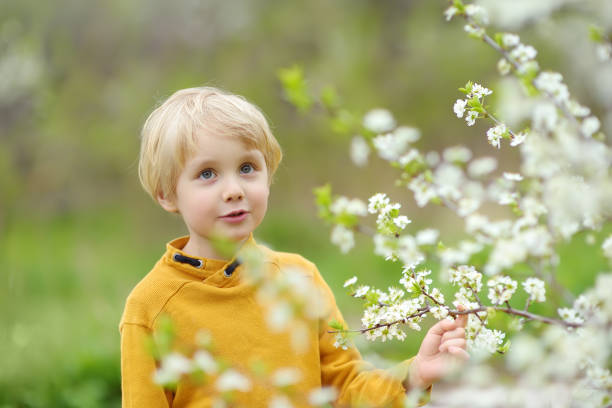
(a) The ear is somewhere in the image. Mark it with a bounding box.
[157,192,178,213]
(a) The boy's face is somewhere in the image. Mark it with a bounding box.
[158,130,269,255]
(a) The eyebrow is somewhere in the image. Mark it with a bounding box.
[190,152,262,169]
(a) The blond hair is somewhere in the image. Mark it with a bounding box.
[138,87,282,201]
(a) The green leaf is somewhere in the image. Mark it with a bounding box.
[494,32,504,47]
[277,65,313,113]
[320,85,340,110]
[335,213,359,228]
[329,319,345,331]
[589,25,604,43]
[497,340,511,354]
[452,0,466,13]
[314,184,332,207]
[249,359,269,378]
[210,233,239,259]
[330,109,356,135]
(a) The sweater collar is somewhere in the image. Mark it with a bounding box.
[162,233,258,287]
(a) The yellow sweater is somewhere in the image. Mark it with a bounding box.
[120,235,417,407]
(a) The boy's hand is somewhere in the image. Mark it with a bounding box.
[406,307,469,390]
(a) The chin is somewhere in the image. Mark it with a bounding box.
[225,230,251,242]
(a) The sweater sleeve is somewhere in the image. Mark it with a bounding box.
[311,264,425,408]
[120,323,173,408]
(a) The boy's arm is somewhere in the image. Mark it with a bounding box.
[120,323,173,408]
[310,264,429,408]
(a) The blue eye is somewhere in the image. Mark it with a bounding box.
[240,163,254,174]
[200,169,215,180]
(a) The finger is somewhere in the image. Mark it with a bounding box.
[448,346,470,360]
[439,338,467,353]
[441,327,465,343]
[454,305,468,328]
[428,318,459,337]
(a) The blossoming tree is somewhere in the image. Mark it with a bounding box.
[279,0,611,406]
[151,1,611,406]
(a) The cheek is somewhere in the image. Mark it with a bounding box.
[252,185,270,213]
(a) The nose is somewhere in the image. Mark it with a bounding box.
[222,177,244,202]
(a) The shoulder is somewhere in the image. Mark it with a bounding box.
[119,258,192,331]
[255,242,324,282]
[257,243,316,269]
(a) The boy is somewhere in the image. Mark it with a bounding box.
[120,87,468,407]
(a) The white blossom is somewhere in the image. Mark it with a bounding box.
[355,285,370,297]
[425,151,440,167]
[532,103,558,132]
[393,215,411,230]
[416,229,439,246]
[443,145,472,163]
[510,44,537,64]
[373,131,413,162]
[398,149,421,167]
[333,333,349,350]
[430,306,450,319]
[464,110,478,126]
[408,175,437,207]
[487,275,518,305]
[379,202,400,218]
[458,197,481,217]
[470,327,506,354]
[557,308,584,325]
[269,395,293,408]
[330,196,367,216]
[272,367,302,387]
[308,386,338,406]
[501,33,520,48]
[470,83,493,99]
[465,4,489,25]
[373,234,395,260]
[596,43,612,61]
[395,126,421,143]
[567,100,590,118]
[580,116,600,138]
[464,24,485,38]
[216,369,252,392]
[454,99,467,118]
[368,193,389,214]
[449,265,483,293]
[192,350,218,374]
[497,58,512,75]
[397,235,424,269]
[486,124,506,149]
[153,352,193,385]
[510,131,527,147]
[363,108,395,133]
[486,239,527,275]
[330,225,355,254]
[343,276,357,288]
[522,278,546,302]
[533,71,569,104]
[350,135,370,167]
[602,235,612,260]
[468,156,497,178]
[430,287,445,304]
[503,172,523,181]
[266,301,293,331]
[444,5,459,21]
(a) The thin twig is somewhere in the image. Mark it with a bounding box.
[464,16,585,137]
[327,305,581,335]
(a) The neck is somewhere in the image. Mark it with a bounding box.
[182,235,248,261]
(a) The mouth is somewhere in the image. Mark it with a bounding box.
[221,210,249,218]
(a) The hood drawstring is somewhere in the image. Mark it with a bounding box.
[173,253,241,277]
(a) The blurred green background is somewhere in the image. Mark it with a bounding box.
[1,0,610,406]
